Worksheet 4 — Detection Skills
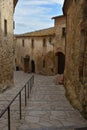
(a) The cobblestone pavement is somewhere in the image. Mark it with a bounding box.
[0,72,87,130]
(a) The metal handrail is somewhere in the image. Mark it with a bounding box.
[0,75,34,130]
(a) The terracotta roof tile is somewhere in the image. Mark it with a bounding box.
[15,27,55,37]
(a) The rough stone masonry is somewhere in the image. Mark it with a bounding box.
[63,0,87,118]
[0,0,18,92]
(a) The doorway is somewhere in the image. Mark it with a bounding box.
[57,52,65,74]
[31,60,35,73]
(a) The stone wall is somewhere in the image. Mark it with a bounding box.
[63,0,87,118]
[54,16,66,54]
[0,0,17,92]
[53,16,66,75]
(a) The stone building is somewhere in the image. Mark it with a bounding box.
[15,15,66,77]
[0,0,18,92]
[63,0,87,117]
[15,27,55,75]
[52,15,66,78]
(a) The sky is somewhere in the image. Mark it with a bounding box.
[14,0,64,34]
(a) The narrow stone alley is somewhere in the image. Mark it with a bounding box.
[0,72,87,130]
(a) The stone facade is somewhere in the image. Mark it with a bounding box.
[15,16,66,77]
[15,28,55,75]
[0,0,18,92]
[63,0,87,118]
[52,16,66,75]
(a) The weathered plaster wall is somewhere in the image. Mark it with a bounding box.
[15,35,55,75]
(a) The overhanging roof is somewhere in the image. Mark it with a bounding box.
[52,15,65,19]
[63,0,72,15]
[14,0,18,8]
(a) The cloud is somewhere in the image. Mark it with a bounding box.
[18,0,64,6]
[14,0,64,34]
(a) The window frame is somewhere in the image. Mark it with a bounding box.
[22,39,25,47]
[62,27,66,37]
[4,19,7,36]
[31,39,34,49]
[43,60,45,68]
[43,38,46,47]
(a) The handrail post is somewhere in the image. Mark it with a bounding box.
[28,81,29,98]
[30,79,31,93]
[32,77,33,87]
[25,85,27,106]
[8,106,11,130]
[33,75,34,84]
[19,92,22,120]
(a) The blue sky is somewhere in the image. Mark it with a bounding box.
[14,0,64,34]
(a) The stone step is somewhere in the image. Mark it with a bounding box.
[20,128,73,130]
[74,127,87,130]
[18,126,74,130]
[19,126,87,130]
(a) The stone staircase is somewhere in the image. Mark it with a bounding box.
[17,74,87,130]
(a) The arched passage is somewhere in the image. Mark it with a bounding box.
[56,52,65,74]
[31,60,35,73]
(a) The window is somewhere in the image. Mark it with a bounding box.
[13,21,15,29]
[62,27,66,37]
[31,39,34,48]
[49,38,52,44]
[43,60,45,68]
[79,52,84,83]
[79,30,86,83]
[43,38,46,47]
[4,19,7,36]
[22,39,25,47]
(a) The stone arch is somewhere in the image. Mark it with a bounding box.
[25,55,30,59]
[55,47,65,55]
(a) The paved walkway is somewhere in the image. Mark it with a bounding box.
[18,74,87,130]
[0,72,87,130]
[0,71,33,130]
